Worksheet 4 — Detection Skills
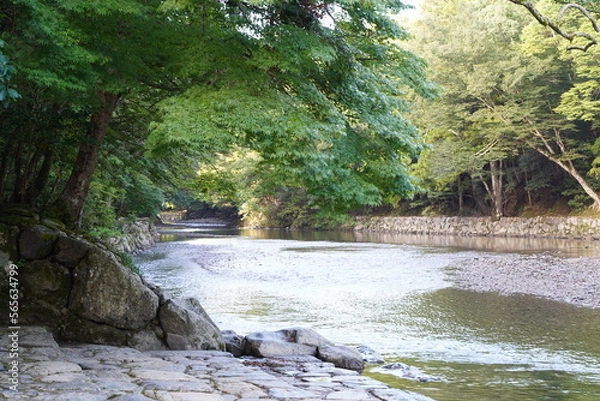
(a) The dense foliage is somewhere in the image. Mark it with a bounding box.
[2,0,599,231]
[404,0,600,216]
[0,0,435,229]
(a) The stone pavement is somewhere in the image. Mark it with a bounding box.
[0,327,434,401]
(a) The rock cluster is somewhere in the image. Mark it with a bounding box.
[237,327,365,372]
[0,207,374,372]
[0,326,436,401]
[355,216,600,239]
[106,218,159,254]
[0,206,223,351]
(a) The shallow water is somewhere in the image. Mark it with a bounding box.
[135,228,600,401]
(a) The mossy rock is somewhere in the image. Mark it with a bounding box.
[41,218,68,233]
[0,204,40,218]
[0,214,40,227]
[18,225,59,260]
[21,259,72,310]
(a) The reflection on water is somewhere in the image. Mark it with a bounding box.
[135,228,600,401]
[352,232,600,257]
[159,226,600,257]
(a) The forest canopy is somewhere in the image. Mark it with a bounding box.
[0,0,435,230]
[1,0,599,232]
[404,0,600,217]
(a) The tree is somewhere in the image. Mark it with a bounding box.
[0,40,20,106]
[0,0,186,226]
[409,0,600,214]
[408,0,533,217]
[2,0,435,229]
[148,0,437,225]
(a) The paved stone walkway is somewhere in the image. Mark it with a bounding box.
[1,327,434,401]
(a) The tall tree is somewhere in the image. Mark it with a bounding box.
[149,0,437,224]
[0,0,183,226]
[2,0,435,228]
[408,0,532,217]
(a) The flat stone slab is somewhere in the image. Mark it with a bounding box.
[0,326,436,401]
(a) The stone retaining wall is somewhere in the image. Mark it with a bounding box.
[354,216,600,240]
[0,207,224,351]
[107,218,159,253]
[158,210,186,223]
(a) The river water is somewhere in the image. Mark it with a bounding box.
[135,227,600,401]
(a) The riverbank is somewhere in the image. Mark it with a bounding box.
[0,326,433,401]
[448,254,600,308]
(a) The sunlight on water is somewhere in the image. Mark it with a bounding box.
[135,230,600,401]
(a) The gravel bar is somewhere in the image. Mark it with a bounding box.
[448,254,600,308]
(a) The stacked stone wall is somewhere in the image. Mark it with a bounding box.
[107,217,159,253]
[0,206,224,351]
[354,216,600,240]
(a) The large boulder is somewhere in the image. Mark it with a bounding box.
[69,248,159,330]
[58,312,129,345]
[158,298,224,350]
[317,344,364,372]
[244,327,334,358]
[20,259,72,324]
[127,328,167,351]
[18,224,58,260]
[52,235,91,268]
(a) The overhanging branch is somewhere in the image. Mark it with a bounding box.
[508,1,599,51]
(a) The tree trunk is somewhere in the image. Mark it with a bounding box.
[471,175,491,216]
[0,143,11,202]
[23,147,54,204]
[50,91,120,227]
[10,141,24,203]
[457,175,463,215]
[490,160,504,219]
[475,161,504,219]
[533,148,600,211]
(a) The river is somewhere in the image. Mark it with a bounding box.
[134,227,600,401]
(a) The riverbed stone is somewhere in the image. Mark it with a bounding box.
[356,345,385,365]
[370,388,437,401]
[158,298,224,351]
[375,363,441,383]
[1,326,437,401]
[221,330,245,357]
[244,327,334,358]
[317,345,364,372]
[23,360,83,376]
[69,248,159,330]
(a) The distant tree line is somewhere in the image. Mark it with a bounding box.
[403,0,600,217]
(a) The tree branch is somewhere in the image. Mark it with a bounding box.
[508,1,599,51]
